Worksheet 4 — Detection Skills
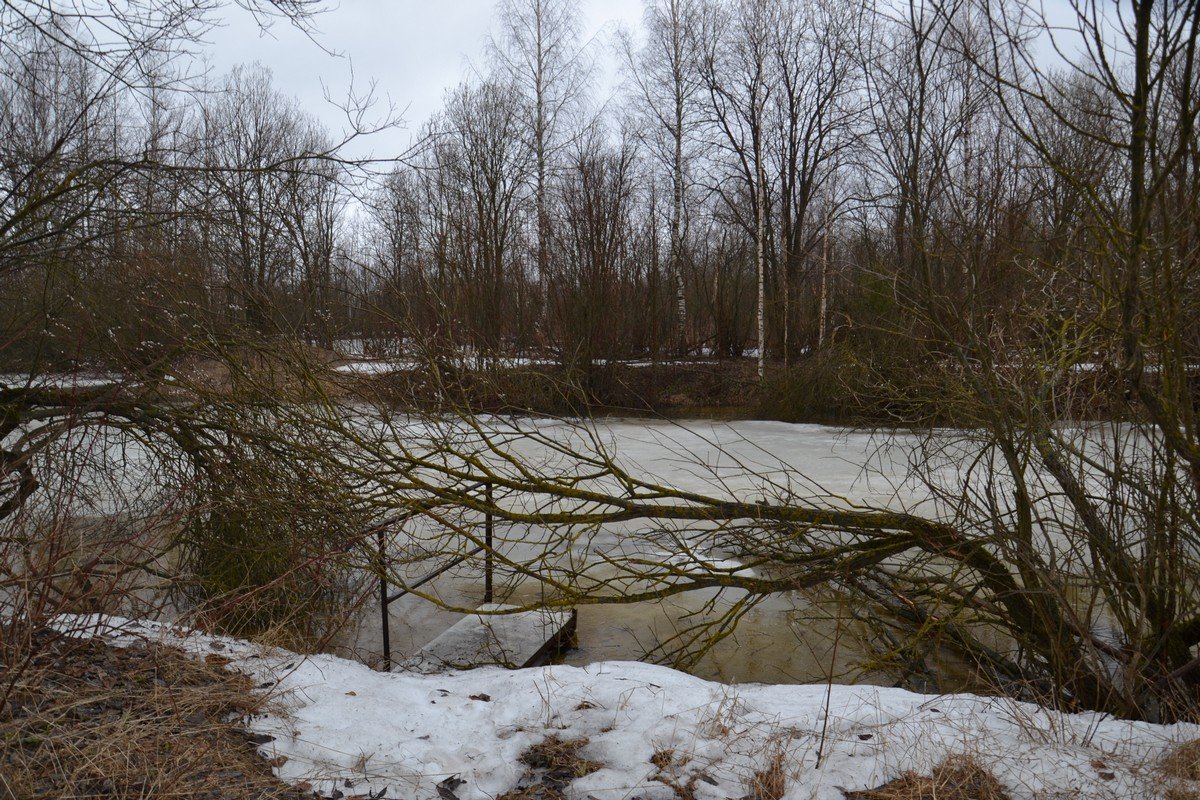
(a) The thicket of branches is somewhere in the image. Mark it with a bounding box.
[5,0,1200,730]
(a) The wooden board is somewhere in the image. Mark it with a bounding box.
[400,603,577,674]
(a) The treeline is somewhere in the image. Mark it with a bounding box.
[1,53,351,367]
[3,0,1197,399]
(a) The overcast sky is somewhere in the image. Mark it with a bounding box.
[197,0,1089,163]
[202,1,645,158]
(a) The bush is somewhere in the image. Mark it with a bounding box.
[179,446,367,648]
[758,340,947,424]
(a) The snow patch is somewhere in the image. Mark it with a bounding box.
[0,372,121,389]
[53,614,1199,800]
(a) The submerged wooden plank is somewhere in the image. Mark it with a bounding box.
[401,603,577,674]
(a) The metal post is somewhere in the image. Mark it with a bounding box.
[484,482,494,604]
[378,527,391,671]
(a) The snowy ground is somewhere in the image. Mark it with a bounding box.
[58,615,1198,800]
[332,356,719,374]
[0,372,120,389]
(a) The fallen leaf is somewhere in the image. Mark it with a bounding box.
[437,774,466,800]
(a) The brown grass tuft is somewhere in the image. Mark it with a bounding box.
[745,750,788,800]
[1165,787,1200,800]
[498,736,602,800]
[1161,740,1200,800]
[845,755,1010,800]
[650,747,695,800]
[1164,740,1200,782]
[518,735,601,778]
[0,631,303,800]
[651,748,677,771]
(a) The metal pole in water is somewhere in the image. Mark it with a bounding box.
[484,482,494,604]
[378,526,391,670]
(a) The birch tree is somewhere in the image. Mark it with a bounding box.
[621,0,706,354]
[489,0,590,326]
[697,0,772,377]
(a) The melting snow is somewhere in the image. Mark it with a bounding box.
[56,614,1197,800]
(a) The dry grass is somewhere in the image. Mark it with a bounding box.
[1160,740,1200,800]
[745,750,788,800]
[497,736,602,800]
[517,735,602,778]
[0,631,305,800]
[649,747,702,800]
[844,755,1010,800]
[651,747,680,771]
[1163,740,1200,782]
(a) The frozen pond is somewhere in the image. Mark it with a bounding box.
[8,410,1140,686]
[339,418,947,685]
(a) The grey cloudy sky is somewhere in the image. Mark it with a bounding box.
[202,1,645,158]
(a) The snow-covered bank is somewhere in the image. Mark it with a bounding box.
[57,615,1198,800]
[0,372,120,389]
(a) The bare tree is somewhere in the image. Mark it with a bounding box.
[620,0,706,354]
[696,0,772,377]
[0,0,323,282]
[767,0,865,363]
[489,0,590,328]
[429,80,533,358]
[549,129,641,381]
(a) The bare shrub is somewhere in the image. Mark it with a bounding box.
[176,435,370,648]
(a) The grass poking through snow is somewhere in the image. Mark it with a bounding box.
[844,755,1010,800]
[497,736,602,800]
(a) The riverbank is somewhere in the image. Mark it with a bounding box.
[31,614,1200,800]
[0,627,305,799]
[339,357,766,420]
[3,343,1141,426]
[329,351,1138,425]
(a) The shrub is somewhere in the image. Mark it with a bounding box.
[178,444,367,648]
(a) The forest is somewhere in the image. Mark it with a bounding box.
[5,0,1200,757]
[5,0,1157,414]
